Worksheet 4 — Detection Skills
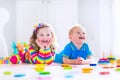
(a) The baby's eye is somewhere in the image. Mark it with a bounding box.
[77,32,80,34]
[83,32,85,34]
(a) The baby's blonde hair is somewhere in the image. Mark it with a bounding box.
[69,24,86,36]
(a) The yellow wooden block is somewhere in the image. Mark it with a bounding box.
[35,64,45,68]
[61,64,70,67]
[82,68,93,73]
[0,59,3,64]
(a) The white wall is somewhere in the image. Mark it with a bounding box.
[0,0,117,58]
[0,0,16,55]
[16,0,78,52]
[78,0,100,57]
[78,0,116,57]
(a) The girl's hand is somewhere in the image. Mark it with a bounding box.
[36,39,44,50]
[36,39,52,50]
[45,39,52,49]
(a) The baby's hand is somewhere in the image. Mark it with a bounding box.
[77,57,84,61]
[74,57,83,65]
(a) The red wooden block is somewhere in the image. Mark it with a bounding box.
[99,71,110,75]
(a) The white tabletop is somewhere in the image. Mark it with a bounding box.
[0,63,119,80]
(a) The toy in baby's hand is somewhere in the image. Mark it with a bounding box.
[10,42,29,64]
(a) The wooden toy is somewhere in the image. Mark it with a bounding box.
[10,55,20,64]
[102,65,114,69]
[35,64,45,68]
[115,68,120,72]
[63,66,72,70]
[65,74,73,78]
[107,52,116,64]
[90,63,97,66]
[82,67,93,73]
[34,67,44,72]
[3,71,12,75]
[34,64,45,72]
[14,74,25,77]
[39,71,50,75]
[116,59,120,65]
[99,71,110,75]
[98,52,110,65]
[61,64,70,67]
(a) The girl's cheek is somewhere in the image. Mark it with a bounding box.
[38,39,40,42]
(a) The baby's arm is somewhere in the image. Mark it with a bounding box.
[63,57,83,65]
[81,55,93,64]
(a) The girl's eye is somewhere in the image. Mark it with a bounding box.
[46,34,50,36]
[40,34,44,36]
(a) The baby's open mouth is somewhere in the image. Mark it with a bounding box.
[78,37,85,39]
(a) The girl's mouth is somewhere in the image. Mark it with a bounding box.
[42,40,48,43]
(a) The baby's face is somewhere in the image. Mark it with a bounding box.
[36,27,52,46]
[69,27,86,44]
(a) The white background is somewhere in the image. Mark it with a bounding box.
[0,0,120,58]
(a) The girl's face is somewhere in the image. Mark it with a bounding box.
[69,27,86,45]
[36,27,52,46]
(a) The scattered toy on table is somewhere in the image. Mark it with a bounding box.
[0,57,10,64]
[14,73,26,77]
[63,66,72,70]
[61,64,73,70]
[3,71,12,75]
[99,71,110,75]
[34,67,45,72]
[61,64,70,67]
[38,77,52,80]
[90,63,97,66]
[65,73,73,78]
[82,67,93,73]
[102,65,114,69]
[39,71,50,75]
[98,52,110,65]
[107,52,116,64]
[115,68,120,72]
[34,64,45,72]
[0,57,3,64]
[35,64,45,68]
[116,65,120,67]
[116,59,120,67]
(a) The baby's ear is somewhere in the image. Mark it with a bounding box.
[69,35,72,40]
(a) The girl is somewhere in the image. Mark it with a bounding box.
[10,23,56,65]
[28,23,56,64]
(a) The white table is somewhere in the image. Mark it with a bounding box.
[0,63,119,80]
